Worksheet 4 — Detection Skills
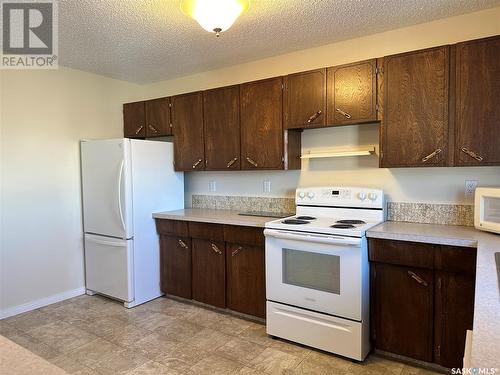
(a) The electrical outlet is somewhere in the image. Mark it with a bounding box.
[263,180,271,193]
[465,180,478,197]
[208,180,217,192]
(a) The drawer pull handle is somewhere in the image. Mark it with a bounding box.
[226,157,238,168]
[461,147,483,162]
[135,125,144,135]
[192,158,202,169]
[178,239,188,249]
[246,157,258,167]
[307,110,323,123]
[421,148,442,162]
[335,108,351,119]
[211,243,222,255]
[231,246,243,257]
[148,124,158,133]
[408,271,428,287]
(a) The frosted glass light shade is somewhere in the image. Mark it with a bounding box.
[180,0,249,36]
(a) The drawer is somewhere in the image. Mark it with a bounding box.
[435,245,477,275]
[155,219,189,236]
[188,222,224,241]
[368,238,435,269]
[224,225,265,246]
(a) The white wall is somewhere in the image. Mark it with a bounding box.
[141,7,500,206]
[0,67,142,315]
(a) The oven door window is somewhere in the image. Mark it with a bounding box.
[282,248,340,294]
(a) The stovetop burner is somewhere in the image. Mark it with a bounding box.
[336,219,366,225]
[330,224,356,229]
[282,219,310,225]
[295,216,317,220]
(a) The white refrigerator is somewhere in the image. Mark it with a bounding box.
[80,138,183,307]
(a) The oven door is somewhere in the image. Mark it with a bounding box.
[264,228,364,321]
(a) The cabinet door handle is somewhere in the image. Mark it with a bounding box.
[231,246,243,257]
[211,243,222,255]
[307,110,323,123]
[192,159,202,169]
[421,148,442,162]
[335,108,351,119]
[461,147,484,162]
[148,124,158,133]
[178,239,188,249]
[408,271,428,287]
[226,157,238,168]
[135,125,144,135]
[246,157,258,167]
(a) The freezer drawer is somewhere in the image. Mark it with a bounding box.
[84,234,134,302]
[266,301,370,361]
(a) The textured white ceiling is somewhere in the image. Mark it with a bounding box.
[58,0,500,83]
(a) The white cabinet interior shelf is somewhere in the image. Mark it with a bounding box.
[301,147,376,159]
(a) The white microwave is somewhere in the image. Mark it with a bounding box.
[475,187,500,234]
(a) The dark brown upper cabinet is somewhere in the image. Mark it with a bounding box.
[454,36,500,166]
[203,86,241,170]
[123,101,146,138]
[145,97,172,137]
[240,77,285,170]
[124,98,172,138]
[171,92,205,171]
[327,59,378,126]
[380,46,450,168]
[284,69,327,129]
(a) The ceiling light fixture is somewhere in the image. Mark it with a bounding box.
[180,0,249,37]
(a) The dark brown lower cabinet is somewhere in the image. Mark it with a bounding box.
[434,272,475,368]
[156,219,266,319]
[226,242,266,318]
[159,235,192,299]
[192,239,226,308]
[369,238,477,369]
[371,263,434,362]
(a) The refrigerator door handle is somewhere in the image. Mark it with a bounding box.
[85,235,126,247]
[117,160,126,233]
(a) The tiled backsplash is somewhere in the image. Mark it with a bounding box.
[191,195,474,226]
[387,202,474,226]
[192,195,295,214]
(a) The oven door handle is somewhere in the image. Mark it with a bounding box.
[264,229,361,246]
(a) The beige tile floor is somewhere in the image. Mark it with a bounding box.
[0,295,441,374]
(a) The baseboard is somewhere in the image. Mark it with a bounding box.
[0,287,86,319]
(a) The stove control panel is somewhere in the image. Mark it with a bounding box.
[296,186,384,208]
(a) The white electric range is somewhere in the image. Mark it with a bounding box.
[264,186,385,361]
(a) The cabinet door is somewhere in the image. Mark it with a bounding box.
[226,243,266,318]
[203,86,241,170]
[434,272,475,368]
[372,263,434,362]
[381,46,449,167]
[123,101,146,138]
[192,239,226,308]
[159,235,192,299]
[284,69,326,129]
[146,97,171,137]
[171,92,204,171]
[455,36,500,166]
[240,77,284,170]
[327,59,377,125]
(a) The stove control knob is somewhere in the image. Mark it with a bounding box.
[298,191,306,199]
[368,192,378,201]
[358,192,367,201]
[307,191,315,199]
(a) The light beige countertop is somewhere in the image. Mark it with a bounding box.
[153,208,276,227]
[367,221,500,370]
